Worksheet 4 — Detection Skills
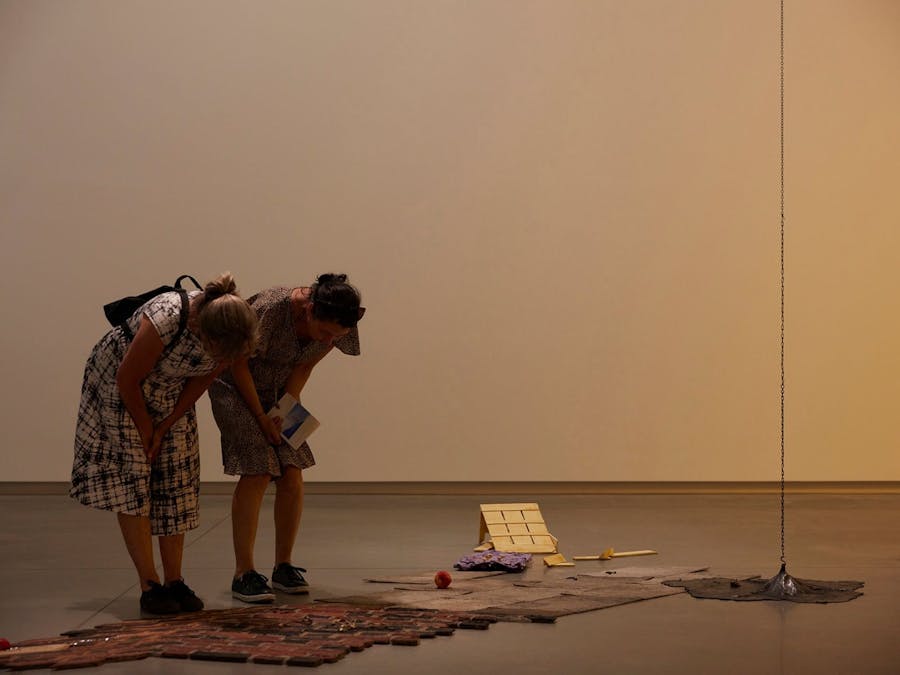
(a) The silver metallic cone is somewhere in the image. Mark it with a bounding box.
[757,563,798,599]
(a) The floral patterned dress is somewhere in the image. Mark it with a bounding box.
[70,291,218,535]
[209,286,359,477]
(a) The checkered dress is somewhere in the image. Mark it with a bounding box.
[209,286,360,477]
[70,291,218,535]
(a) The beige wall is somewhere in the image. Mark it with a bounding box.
[1,0,899,483]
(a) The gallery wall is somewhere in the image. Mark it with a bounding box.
[2,0,899,482]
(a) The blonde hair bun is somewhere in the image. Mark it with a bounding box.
[204,272,238,301]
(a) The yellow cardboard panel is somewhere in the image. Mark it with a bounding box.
[505,543,557,553]
[478,503,558,554]
[481,503,539,511]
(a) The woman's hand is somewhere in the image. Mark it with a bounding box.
[147,427,165,463]
[258,414,283,446]
[138,420,155,458]
[146,416,174,462]
[145,417,172,464]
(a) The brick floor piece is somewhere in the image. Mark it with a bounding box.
[0,605,498,671]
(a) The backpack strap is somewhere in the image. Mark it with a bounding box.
[120,321,136,343]
[165,289,191,354]
[174,275,202,291]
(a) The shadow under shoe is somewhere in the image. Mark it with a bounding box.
[140,580,180,615]
[167,579,204,612]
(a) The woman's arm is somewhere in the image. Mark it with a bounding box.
[116,315,165,454]
[284,346,334,400]
[150,363,230,460]
[229,356,281,445]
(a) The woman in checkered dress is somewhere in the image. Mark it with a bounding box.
[70,272,258,615]
[208,274,362,602]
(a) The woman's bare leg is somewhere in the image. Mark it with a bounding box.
[232,474,271,577]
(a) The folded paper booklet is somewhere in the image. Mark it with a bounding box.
[269,394,320,449]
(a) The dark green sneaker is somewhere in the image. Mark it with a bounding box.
[140,580,180,615]
[272,563,310,594]
[231,570,275,603]
[167,579,204,612]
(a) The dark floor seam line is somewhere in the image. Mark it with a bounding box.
[73,582,141,631]
[182,512,233,549]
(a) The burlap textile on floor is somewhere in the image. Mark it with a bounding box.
[321,566,711,620]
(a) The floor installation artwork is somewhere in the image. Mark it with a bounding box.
[1,493,898,674]
[0,566,711,670]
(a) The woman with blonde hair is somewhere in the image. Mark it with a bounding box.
[70,272,258,615]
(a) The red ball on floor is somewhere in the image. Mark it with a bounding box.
[0,638,10,651]
[434,570,452,589]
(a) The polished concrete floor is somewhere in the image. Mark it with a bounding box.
[1,492,898,674]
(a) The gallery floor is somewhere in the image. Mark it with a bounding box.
[1,491,898,674]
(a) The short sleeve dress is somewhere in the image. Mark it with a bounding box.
[70,291,219,536]
[208,286,360,478]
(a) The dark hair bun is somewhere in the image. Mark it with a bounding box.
[311,273,362,328]
[316,273,348,286]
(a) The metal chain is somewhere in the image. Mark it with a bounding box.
[779,0,786,566]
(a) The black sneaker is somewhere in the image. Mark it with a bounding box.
[140,580,180,615]
[167,579,204,612]
[231,570,275,603]
[272,563,310,594]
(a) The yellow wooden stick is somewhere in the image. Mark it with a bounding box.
[573,548,657,561]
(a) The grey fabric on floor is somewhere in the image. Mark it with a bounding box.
[319,566,712,620]
[576,565,709,580]
[664,573,864,603]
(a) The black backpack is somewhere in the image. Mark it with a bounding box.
[104,275,202,342]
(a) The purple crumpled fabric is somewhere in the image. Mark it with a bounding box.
[453,551,532,572]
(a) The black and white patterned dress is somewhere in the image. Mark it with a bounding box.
[70,291,218,535]
[208,286,360,477]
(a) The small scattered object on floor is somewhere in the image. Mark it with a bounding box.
[476,503,559,553]
[542,553,576,567]
[573,548,658,561]
[454,551,532,572]
[434,571,452,588]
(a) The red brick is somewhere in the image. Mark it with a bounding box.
[285,655,324,667]
[390,636,420,646]
[189,651,250,663]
